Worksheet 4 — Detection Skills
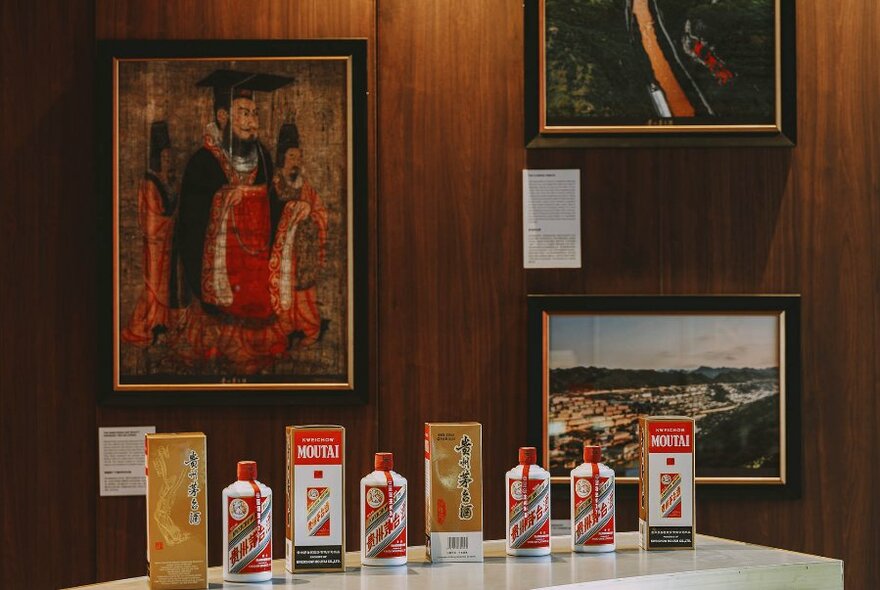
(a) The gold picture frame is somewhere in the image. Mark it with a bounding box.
[98,40,368,404]
[525,0,796,147]
[527,295,801,489]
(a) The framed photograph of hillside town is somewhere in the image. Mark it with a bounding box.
[525,0,796,147]
[97,40,368,404]
[527,295,801,487]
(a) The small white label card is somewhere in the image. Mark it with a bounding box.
[550,519,572,537]
[523,169,581,268]
[98,426,155,496]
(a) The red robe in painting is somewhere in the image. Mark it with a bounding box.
[172,134,284,371]
[172,133,328,373]
[122,173,176,345]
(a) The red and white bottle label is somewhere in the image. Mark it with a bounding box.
[306,487,331,536]
[508,476,550,549]
[226,492,272,574]
[660,473,683,518]
[363,483,407,559]
[573,471,614,546]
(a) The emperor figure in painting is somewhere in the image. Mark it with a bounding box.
[172,69,327,373]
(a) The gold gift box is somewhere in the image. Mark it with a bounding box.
[145,433,207,589]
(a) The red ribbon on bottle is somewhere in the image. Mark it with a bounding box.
[248,480,262,547]
[590,463,599,537]
[384,470,394,531]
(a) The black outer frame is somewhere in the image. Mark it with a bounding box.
[527,294,802,497]
[96,39,369,406]
[524,0,797,148]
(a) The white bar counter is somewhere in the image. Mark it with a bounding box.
[67,532,843,590]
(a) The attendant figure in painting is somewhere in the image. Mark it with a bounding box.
[271,122,328,347]
[122,121,178,346]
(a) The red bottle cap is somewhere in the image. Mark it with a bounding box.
[583,445,602,463]
[519,447,537,465]
[374,452,394,471]
[237,460,258,481]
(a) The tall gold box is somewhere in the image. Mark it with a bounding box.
[145,433,207,589]
[425,422,483,562]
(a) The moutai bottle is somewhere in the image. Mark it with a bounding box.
[361,452,408,566]
[571,445,615,552]
[223,460,272,582]
[505,447,550,556]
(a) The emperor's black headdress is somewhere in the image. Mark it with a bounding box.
[196,69,294,113]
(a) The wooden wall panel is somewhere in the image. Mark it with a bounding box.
[657,149,796,293]
[378,1,879,589]
[376,0,527,544]
[0,0,97,588]
[2,0,878,588]
[524,150,664,294]
[93,0,378,582]
[786,2,880,583]
[96,0,371,39]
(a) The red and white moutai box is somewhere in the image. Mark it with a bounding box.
[286,425,346,572]
[638,416,695,550]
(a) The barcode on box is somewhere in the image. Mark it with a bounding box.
[429,531,482,562]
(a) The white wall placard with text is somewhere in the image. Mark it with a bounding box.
[99,426,156,496]
[523,169,581,268]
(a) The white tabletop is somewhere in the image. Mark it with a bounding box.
[67,532,843,590]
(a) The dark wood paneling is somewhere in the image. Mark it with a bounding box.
[0,0,97,588]
[525,150,664,294]
[376,0,528,545]
[96,0,372,39]
[786,3,880,585]
[657,149,795,293]
[378,1,879,589]
[3,0,878,588]
[92,0,378,583]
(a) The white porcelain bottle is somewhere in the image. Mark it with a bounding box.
[222,461,273,582]
[505,447,551,556]
[361,452,408,566]
[571,445,616,552]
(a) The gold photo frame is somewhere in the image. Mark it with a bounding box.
[525,0,796,147]
[98,40,368,404]
[527,295,801,488]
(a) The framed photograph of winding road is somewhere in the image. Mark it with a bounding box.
[97,40,368,404]
[525,0,796,147]
[527,295,801,490]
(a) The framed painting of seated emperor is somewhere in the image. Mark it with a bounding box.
[98,40,368,404]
